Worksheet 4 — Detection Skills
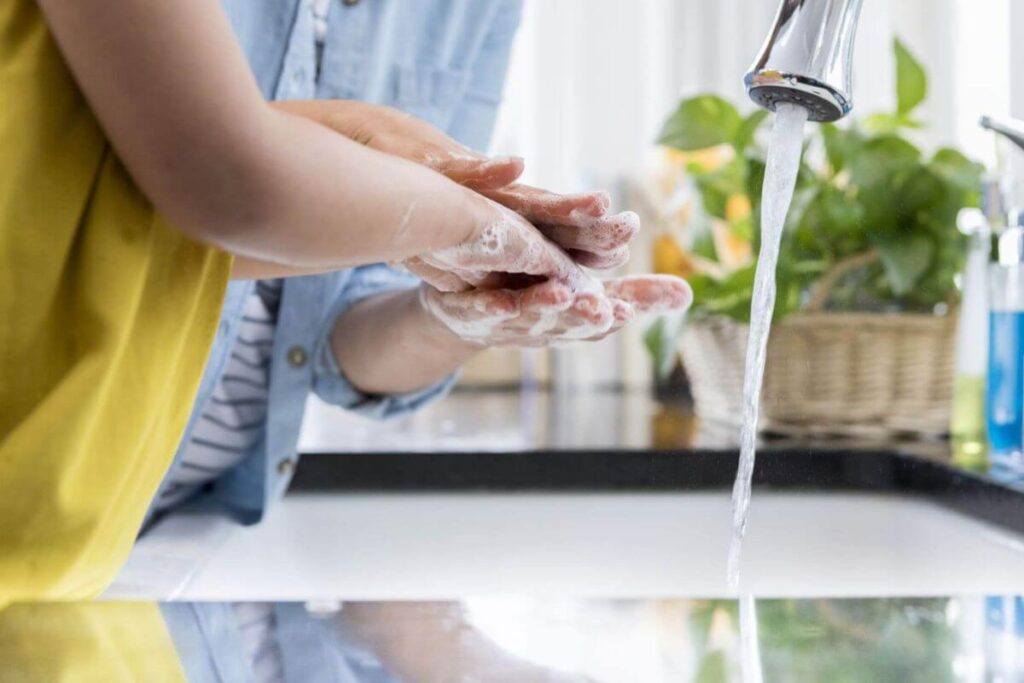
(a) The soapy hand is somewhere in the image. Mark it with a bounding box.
[277,98,692,349]
[421,274,693,347]
[480,185,638,270]
[273,100,636,276]
[403,200,587,294]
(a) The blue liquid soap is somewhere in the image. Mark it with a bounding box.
[987,311,1024,460]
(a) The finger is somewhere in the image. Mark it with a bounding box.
[497,289,613,345]
[516,281,575,339]
[541,211,641,255]
[381,124,522,189]
[440,155,525,190]
[570,246,630,271]
[603,274,693,314]
[483,184,611,226]
[483,289,622,347]
[611,298,636,325]
[402,258,473,293]
[429,288,521,320]
[547,292,615,341]
[421,286,522,342]
[520,280,574,313]
[431,205,584,282]
[582,299,635,342]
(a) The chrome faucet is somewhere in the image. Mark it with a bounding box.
[981,115,1024,153]
[745,0,865,122]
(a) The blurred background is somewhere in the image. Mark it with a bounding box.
[301,0,1020,453]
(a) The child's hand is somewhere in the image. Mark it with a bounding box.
[403,201,585,294]
[274,99,525,189]
[274,100,636,273]
[420,274,692,347]
[480,186,638,270]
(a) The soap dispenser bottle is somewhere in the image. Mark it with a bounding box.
[951,207,991,469]
[987,216,1024,476]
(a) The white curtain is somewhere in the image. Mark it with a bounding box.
[493,0,1012,189]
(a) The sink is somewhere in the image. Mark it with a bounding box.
[113,449,1024,601]
[173,490,1024,600]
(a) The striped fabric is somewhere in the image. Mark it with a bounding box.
[233,602,285,683]
[155,280,283,511]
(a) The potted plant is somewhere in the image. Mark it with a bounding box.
[647,39,984,438]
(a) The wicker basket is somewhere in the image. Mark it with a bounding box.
[679,312,957,439]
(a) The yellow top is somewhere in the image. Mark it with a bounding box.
[0,603,188,682]
[0,1,231,599]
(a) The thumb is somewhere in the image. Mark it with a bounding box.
[438,155,525,190]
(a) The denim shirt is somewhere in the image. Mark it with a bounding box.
[151,0,524,525]
[161,603,398,683]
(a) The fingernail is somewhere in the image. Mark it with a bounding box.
[572,294,599,315]
[487,291,519,314]
[613,300,635,322]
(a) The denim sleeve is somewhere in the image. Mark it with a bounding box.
[446,0,524,151]
[311,264,458,419]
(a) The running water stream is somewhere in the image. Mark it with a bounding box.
[727,103,809,592]
[739,594,765,683]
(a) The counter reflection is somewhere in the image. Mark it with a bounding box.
[3,597,1022,682]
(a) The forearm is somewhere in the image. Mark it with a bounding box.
[37,0,485,269]
[330,289,480,396]
[221,110,488,267]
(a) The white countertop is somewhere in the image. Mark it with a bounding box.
[114,491,1024,601]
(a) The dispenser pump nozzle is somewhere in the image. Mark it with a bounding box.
[980,116,1024,155]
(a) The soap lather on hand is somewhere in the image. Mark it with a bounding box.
[281,99,692,345]
[414,189,691,346]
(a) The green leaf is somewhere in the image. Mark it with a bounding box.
[694,176,729,219]
[657,95,743,151]
[871,234,934,295]
[820,123,861,174]
[930,148,984,204]
[643,319,669,379]
[796,185,866,255]
[893,167,947,225]
[691,230,718,262]
[732,110,769,153]
[693,157,746,219]
[745,156,767,205]
[847,135,921,188]
[730,215,754,241]
[695,652,729,683]
[644,313,686,379]
[694,266,757,322]
[894,38,927,116]
[863,112,924,135]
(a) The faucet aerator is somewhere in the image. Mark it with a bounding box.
[745,0,864,123]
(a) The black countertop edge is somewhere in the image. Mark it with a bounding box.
[290,448,1024,537]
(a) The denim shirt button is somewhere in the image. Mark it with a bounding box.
[287,346,309,368]
[277,458,296,475]
[343,0,360,6]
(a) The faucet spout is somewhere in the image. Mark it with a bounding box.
[745,0,865,123]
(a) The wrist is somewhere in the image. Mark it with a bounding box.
[450,191,497,249]
[413,286,487,356]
